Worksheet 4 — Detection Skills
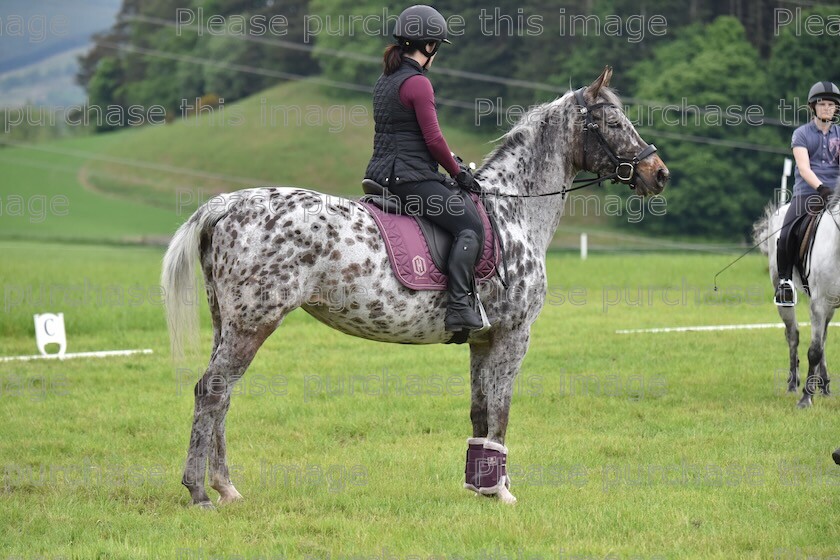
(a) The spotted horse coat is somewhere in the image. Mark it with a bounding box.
[162,67,669,507]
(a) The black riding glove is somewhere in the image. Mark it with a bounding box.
[455,169,475,190]
[817,185,832,204]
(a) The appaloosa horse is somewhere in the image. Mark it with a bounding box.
[162,67,669,507]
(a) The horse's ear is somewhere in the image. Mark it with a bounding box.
[585,66,613,101]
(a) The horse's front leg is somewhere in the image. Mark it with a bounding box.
[778,305,800,393]
[819,313,833,396]
[464,342,489,494]
[464,328,530,504]
[799,305,832,407]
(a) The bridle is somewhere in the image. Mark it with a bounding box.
[466,88,660,290]
[472,88,659,199]
[571,87,658,193]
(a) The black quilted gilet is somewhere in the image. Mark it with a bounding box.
[364,58,446,186]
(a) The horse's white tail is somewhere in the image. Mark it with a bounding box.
[162,203,225,358]
[753,200,781,257]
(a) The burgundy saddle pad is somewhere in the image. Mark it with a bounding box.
[359,193,499,291]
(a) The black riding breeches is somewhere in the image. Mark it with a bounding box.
[387,180,483,238]
[777,193,824,280]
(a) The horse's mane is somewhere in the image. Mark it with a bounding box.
[752,200,780,256]
[477,86,623,174]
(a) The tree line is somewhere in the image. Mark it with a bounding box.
[77,0,840,239]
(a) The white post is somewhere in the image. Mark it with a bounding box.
[780,157,793,204]
[580,233,588,260]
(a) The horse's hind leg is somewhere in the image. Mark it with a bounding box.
[209,393,241,504]
[778,305,800,392]
[819,309,833,396]
[182,328,270,507]
[200,231,222,358]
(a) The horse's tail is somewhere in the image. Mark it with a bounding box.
[161,198,229,358]
[753,200,781,256]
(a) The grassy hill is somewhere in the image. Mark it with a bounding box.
[1,78,684,249]
[79,80,494,208]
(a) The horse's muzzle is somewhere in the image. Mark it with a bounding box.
[636,156,669,195]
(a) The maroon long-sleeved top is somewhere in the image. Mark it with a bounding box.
[398,74,461,177]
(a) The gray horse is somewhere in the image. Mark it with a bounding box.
[754,199,836,407]
[162,67,669,507]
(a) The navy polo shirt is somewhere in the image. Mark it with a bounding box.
[791,121,840,197]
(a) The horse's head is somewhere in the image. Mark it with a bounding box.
[576,66,669,196]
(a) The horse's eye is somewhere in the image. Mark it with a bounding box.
[606,120,622,128]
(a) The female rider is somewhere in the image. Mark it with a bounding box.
[775,81,840,306]
[364,5,484,333]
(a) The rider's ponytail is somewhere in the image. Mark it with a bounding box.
[383,44,403,75]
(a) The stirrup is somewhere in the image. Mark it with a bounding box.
[474,292,491,333]
[774,279,796,307]
[445,293,491,344]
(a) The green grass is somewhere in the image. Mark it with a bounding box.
[1,240,837,559]
[0,76,833,558]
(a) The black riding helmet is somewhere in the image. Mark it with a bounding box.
[393,5,450,69]
[808,81,840,121]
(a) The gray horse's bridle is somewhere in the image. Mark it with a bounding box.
[573,87,658,192]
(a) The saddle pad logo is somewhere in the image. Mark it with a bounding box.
[412,255,427,276]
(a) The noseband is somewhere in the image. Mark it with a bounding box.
[573,87,658,191]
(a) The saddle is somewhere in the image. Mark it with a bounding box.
[791,210,824,295]
[358,179,499,291]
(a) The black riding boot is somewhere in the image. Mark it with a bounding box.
[775,238,796,307]
[445,230,484,332]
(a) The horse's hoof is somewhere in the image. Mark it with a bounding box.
[195,500,216,510]
[218,490,244,505]
[495,486,517,504]
[787,386,798,393]
[796,395,813,408]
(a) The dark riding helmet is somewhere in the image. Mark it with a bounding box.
[808,81,840,106]
[393,5,451,50]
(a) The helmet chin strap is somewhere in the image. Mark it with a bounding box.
[420,42,439,69]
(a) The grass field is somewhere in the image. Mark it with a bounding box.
[1,239,838,559]
[1,78,837,559]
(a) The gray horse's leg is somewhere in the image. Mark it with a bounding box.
[182,329,267,507]
[778,305,800,392]
[464,342,490,494]
[468,342,490,438]
[465,329,530,504]
[208,391,241,504]
[819,310,833,396]
[799,304,832,408]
